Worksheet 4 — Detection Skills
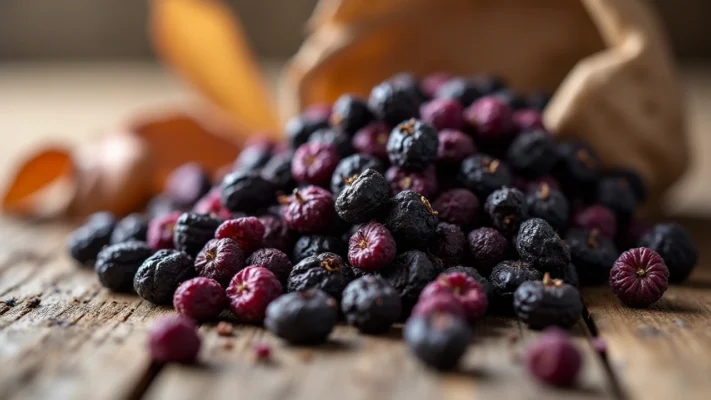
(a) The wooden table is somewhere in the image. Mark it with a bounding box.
[1,63,710,400]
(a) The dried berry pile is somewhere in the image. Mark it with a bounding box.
[67,72,698,372]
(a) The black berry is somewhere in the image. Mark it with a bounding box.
[507,131,558,179]
[246,248,293,286]
[525,183,569,232]
[173,212,222,257]
[596,176,637,220]
[330,95,374,136]
[110,213,148,245]
[285,114,329,149]
[553,141,600,191]
[293,234,346,263]
[429,222,466,266]
[432,189,479,227]
[489,260,542,312]
[95,241,154,292]
[369,81,420,126]
[287,253,355,300]
[220,170,276,213]
[515,218,570,274]
[261,152,295,191]
[234,139,274,172]
[435,78,481,107]
[134,249,196,305]
[335,169,389,224]
[265,289,338,345]
[386,119,438,171]
[341,275,402,334]
[485,187,528,237]
[380,250,439,312]
[566,229,618,286]
[383,190,439,249]
[330,154,384,197]
[404,313,471,370]
[67,212,116,266]
[458,154,512,199]
[164,163,212,208]
[309,128,353,157]
[513,274,583,329]
[638,224,697,283]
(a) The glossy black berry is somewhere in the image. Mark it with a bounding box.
[387,119,438,171]
[335,169,389,224]
[67,212,116,266]
[435,78,482,107]
[489,260,542,312]
[383,190,439,250]
[467,227,509,276]
[513,274,583,329]
[330,154,384,197]
[341,275,402,334]
[458,154,512,200]
[526,183,569,232]
[265,289,338,345]
[287,253,355,300]
[309,128,353,157]
[515,218,570,274]
[110,213,148,245]
[95,241,154,292]
[261,152,295,191]
[369,81,420,126]
[429,222,466,266]
[285,114,329,149]
[597,176,637,220]
[506,131,558,179]
[173,212,222,257]
[553,141,600,192]
[330,95,374,136]
[134,249,196,305]
[293,235,347,264]
[380,250,438,312]
[404,313,471,370]
[638,224,698,283]
[220,170,276,213]
[485,187,528,237]
[566,229,619,286]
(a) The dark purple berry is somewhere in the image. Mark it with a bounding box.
[387,119,438,171]
[246,248,293,285]
[293,234,346,263]
[464,96,516,143]
[404,313,471,370]
[194,238,246,287]
[148,316,201,364]
[429,222,466,266]
[227,266,283,322]
[292,142,340,187]
[412,293,465,319]
[110,213,148,245]
[526,328,582,387]
[385,165,438,198]
[234,139,274,172]
[458,154,512,199]
[489,260,542,312]
[335,169,389,224]
[67,212,116,266]
[285,114,329,149]
[257,215,292,252]
[485,187,528,237]
[432,189,479,226]
[173,212,222,257]
[472,74,506,96]
[173,277,226,321]
[348,222,396,272]
[421,272,488,321]
[380,250,438,312]
[193,188,233,220]
[435,78,481,107]
[309,128,353,157]
[383,190,439,250]
[467,227,509,276]
[525,184,569,232]
[95,241,153,292]
[513,109,545,131]
[279,186,335,234]
[638,223,697,283]
[147,211,182,250]
[215,217,265,254]
[261,152,295,190]
[341,275,402,334]
[597,176,637,220]
[571,205,617,238]
[442,265,493,299]
[607,168,647,203]
[287,253,355,300]
[513,273,583,329]
[330,94,374,135]
[351,122,390,161]
[553,141,600,191]
[330,154,384,197]
[164,163,212,208]
[507,131,558,179]
[369,81,420,126]
[610,248,669,307]
[436,129,476,165]
[516,218,570,275]
[265,289,338,344]
[566,229,618,286]
[220,170,276,213]
[420,98,464,130]
[493,88,527,110]
[134,249,196,305]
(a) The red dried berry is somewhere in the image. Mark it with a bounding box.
[351,122,390,161]
[258,215,293,253]
[148,316,201,364]
[432,189,479,226]
[420,98,465,131]
[215,217,266,254]
[610,248,669,308]
[246,248,293,285]
[291,142,340,186]
[173,277,226,321]
[421,272,488,321]
[385,165,438,198]
[421,72,452,98]
[226,266,283,322]
[193,188,233,220]
[280,186,335,234]
[348,222,397,272]
[147,211,182,251]
[571,205,617,238]
[526,328,582,387]
[412,293,466,319]
[194,238,246,287]
[513,109,545,132]
[437,129,477,165]
[253,343,272,360]
[464,96,516,142]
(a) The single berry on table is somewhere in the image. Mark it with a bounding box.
[147,211,182,250]
[435,78,482,107]
[383,190,439,250]
[458,154,512,199]
[368,81,420,126]
[95,241,153,292]
[148,316,201,364]
[513,109,545,131]
[285,114,329,149]
[335,169,389,224]
[404,313,471,370]
[234,139,274,172]
[513,273,583,330]
[467,227,510,276]
[287,253,355,300]
[330,94,374,136]
[464,96,516,143]
[485,187,528,237]
[265,289,338,345]
[173,212,222,257]
[330,154,384,197]
[442,266,494,299]
[420,98,464,130]
[385,165,438,198]
[429,222,466,266]
[412,293,466,319]
[526,328,582,387]
[280,186,335,234]
[293,234,347,263]
[215,217,265,254]
[515,218,570,275]
[134,249,196,305]
[638,223,697,283]
[433,189,479,227]
[437,129,477,165]
[246,248,293,286]
[348,222,397,272]
[220,170,276,213]
[194,238,246,287]
[193,188,233,220]
[164,163,212,208]
[566,229,619,286]
[610,247,669,308]
[341,275,402,334]
[421,272,488,321]
[292,142,341,187]
[110,213,148,245]
[173,277,226,321]
[351,122,390,161]
[309,128,353,157]
[258,215,293,253]
[67,212,117,266]
[525,183,569,232]
[386,119,439,171]
[571,205,617,238]
[506,131,558,179]
[489,260,542,312]
[380,250,439,312]
[226,266,283,322]
[596,176,637,220]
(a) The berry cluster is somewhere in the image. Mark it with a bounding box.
[66,72,697,370]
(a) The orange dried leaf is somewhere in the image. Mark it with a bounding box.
[150,0,280,135]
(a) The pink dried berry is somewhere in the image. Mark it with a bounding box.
[513,109,545,132]
[352,122,390,161]
[571,205,617,238]
[226,266,283,322]
[148,316,201,364]
[412,293,466,319]
[253,343,272,360]
[464,96,516,142]
[291,142,340,187]
[173,277,226,321]
[194,238,246,287]
[147,211,182,250]
[193,188,233,220]
[385,165,438,198]
[348,222,397,272]
[279,186,335,234]
[258,215,293,253]
[526,328,582,387]
[420,98,464,131]
[437,129,476,165]
[432,189,479,226]
[421,272,488,321]
[610,247,669,308]
[215,217,265,254]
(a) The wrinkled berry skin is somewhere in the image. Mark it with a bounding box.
[442,266,493,299]
[485,187,528,237]
[526,184,569,232]
[437,129,477,165]
[348,222,397,272]
[280,186,335,234]
[336,169,389,224]
[265,289,338,344]
[369,81,420,126]
[215,217,265,254]
[227,266,283,322]
[404,313,471,370]
[553,141,600,191]
[331,154,384,197]
[148,316,201,364]
[134,250,196,305]
[352,122,390,161]
[147,211,182,251]
[383,190,439,249]
[467,227,509,276]
[380,250,439,312]
[95,241,153,292]
[221,170,276,213]
[571,205,617,238]
[507,131,558,179]
[421,272,488,321]
[247,248,293,286]
[293,234,346,263]
[194,238,245,287]
[309,128,353,157]
[489,260,542,313]
[597,176,637,220]
[513,277,583,329]
[110,213,148,245]
[330,95,374,135]
[292,142,341,187]
[385,165,438,198]
[261,153,295,191]
[341,276,402,334]
[173,212,222,257]
[173,277,226,321]
[610,248,669,308]
[412,293,465,319]
[285,114,329,149]
[420,98,464,131]
[638,224,697,283]
[164,163,212,208]
[287,253,355,300]
[258,215,293,253]
[464,96,516,143]
[526,328,582,387]
[435,78,481,107]
[433,189,479,227]
[67,212,117,266]
[387,119,438,171]
[429,222,466,266]
[566,229,619,286]
[458,154,512,200]
[515,218,570,274]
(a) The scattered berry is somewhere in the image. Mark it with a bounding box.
[610,248,669,308]
[412,293,466,319]
[287,253,355,300]
[514,273,583,329]
[173,212,222,257]
[553,141,600,191]
[421,272,488,321]
[420,98,464,130]
[369,80,420,126]
[134,250,196,305]
[173,277,226,320]
[485,187,528,237]
[458,154,512,199]
[330,94,374,136]
[164,163,212,208]
[330,154,384,197]
[385,165,438,198]
[293,234,346,263]
[148,316,201,364]
[147,211,182,250]
[95,241,153,292]
[436,129,476,165]
[404,313,471,370]
[380,250,439,312]
[515,218,570,275]
[215,217,265,254]
[351,122,390,161]
[341,275,402,334]
[566,229,619,286]
[526,328,582,387]
[67,212,117,266]
[638,223,697,283]
[429,222,466,266]
[507,131,558,179]
[227,266,283,322]
[280,186,335,234]
[432,189,479,226]
[220,170,276,213]
[489,260,542,312]
[386,119,438,171]
[194,238,246,287]
[246,248,293,286]
[110,213,148,245]
[348,222,396,272]
[336,169,389,223]
[265,289,338,344]
[525,183,569,232]
[467,227,509,276]
[383,190,439,249]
